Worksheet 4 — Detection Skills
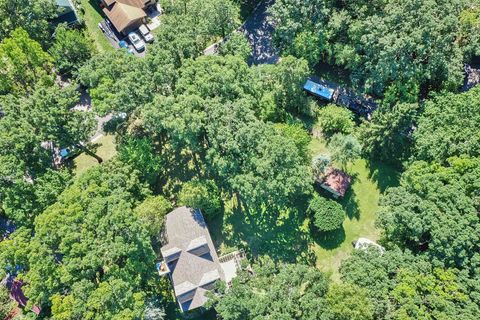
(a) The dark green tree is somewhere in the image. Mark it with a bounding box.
[50,24,94,74]
[308,195,345,232]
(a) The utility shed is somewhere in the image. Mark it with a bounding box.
[160,207,225,313]
[316,168,351,198]
[303,79,335,101]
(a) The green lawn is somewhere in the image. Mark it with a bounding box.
[309,136,399,281]
[73,134,117,175]
[210,134,399,281]
[81,0,115,53]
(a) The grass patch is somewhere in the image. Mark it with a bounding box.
[81,0,114,53]
[73,134,117,175]
[209,134,399,282]
[309,136,399,281]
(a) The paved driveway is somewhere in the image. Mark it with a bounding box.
[240,0,279,65]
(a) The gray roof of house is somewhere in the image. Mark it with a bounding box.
[161,207,224,312]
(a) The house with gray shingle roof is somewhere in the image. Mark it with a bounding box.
[159,207,225,312]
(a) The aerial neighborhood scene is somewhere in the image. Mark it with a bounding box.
[1,0,480,319]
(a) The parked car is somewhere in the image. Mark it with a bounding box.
[138,24,154,43]
[127,32,145,51]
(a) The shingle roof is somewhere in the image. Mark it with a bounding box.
[103,1,146,33]
[319,168,351,197]
[161,207,225,312]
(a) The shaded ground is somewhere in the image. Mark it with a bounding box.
[210,134,399,281]
[240,0,279,65]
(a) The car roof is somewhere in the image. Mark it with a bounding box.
[139,25,149,33]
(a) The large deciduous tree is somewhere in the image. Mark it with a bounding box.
[0,28,53,96]
[211,256,330,319]
[0,161,155,318]
[0,0,57,44]
[413,87,480,163]
[377,156,480,272]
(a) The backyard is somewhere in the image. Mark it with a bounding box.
[81,0,115,53]
[210,135,399,281]
[73,134,117,175]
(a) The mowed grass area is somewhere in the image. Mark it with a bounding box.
[210,135,399,281]
[73,134,117,175]
[81,0,115,53]
[309,136,399,281]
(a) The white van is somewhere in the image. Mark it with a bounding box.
[138,24,154,43]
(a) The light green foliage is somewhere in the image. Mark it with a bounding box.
[289,30,325,67]
[251,56,311,119]
[154,0,239,63]
[118,136,163,186]
[325,283,375,320]
[340,249,479,319]
[359,103,418,165]
[0,84,94,226]
[77,50,177,115]
[377,156,480,272]
[212,256,330,319]
[316,104,355,135]
[0,285,16,319]
[0,0,57,44]
[391,268,468,320]
[176,55,252,102]
[328,134,362,168]
[0,161,154,318]
[270,0,328,53]
[204,101,312,211]
[219,31,252,61]
[309,195,345,232]
[312,153,331,177]
[0,28,53,96]
[50,24,94,74]
[414,88,480,163]
[134,195,172,238]
[274,123,311,162]
[178,180,222,218]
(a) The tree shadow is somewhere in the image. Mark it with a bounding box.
[88,0,105,16]
[219,202,310,263]
[340,186,360,220]
[310,225,346,250]
[366,160,401,193]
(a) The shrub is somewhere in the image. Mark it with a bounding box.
[309,195,345,231]
[316,104,355,135]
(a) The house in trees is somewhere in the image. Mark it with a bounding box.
[157,207,243,313]
[52,0,80,26]
[316,168,351,198]
[100,0,156,34]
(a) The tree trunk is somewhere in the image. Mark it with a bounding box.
[78,144,103,163]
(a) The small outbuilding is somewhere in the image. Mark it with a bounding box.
[316,168,351,198]
[303,79,335,101]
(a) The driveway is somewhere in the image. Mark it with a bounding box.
[98,20,146,58]
[73,88,112,142]
[240,0,279,65]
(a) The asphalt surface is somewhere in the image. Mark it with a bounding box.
[240,0,279,65]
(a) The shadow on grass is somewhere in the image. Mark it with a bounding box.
[310,225,346,250]
[219,196,311,263]
[87,0,104,16]
[366,160,401,193]
[340,186,360,220]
